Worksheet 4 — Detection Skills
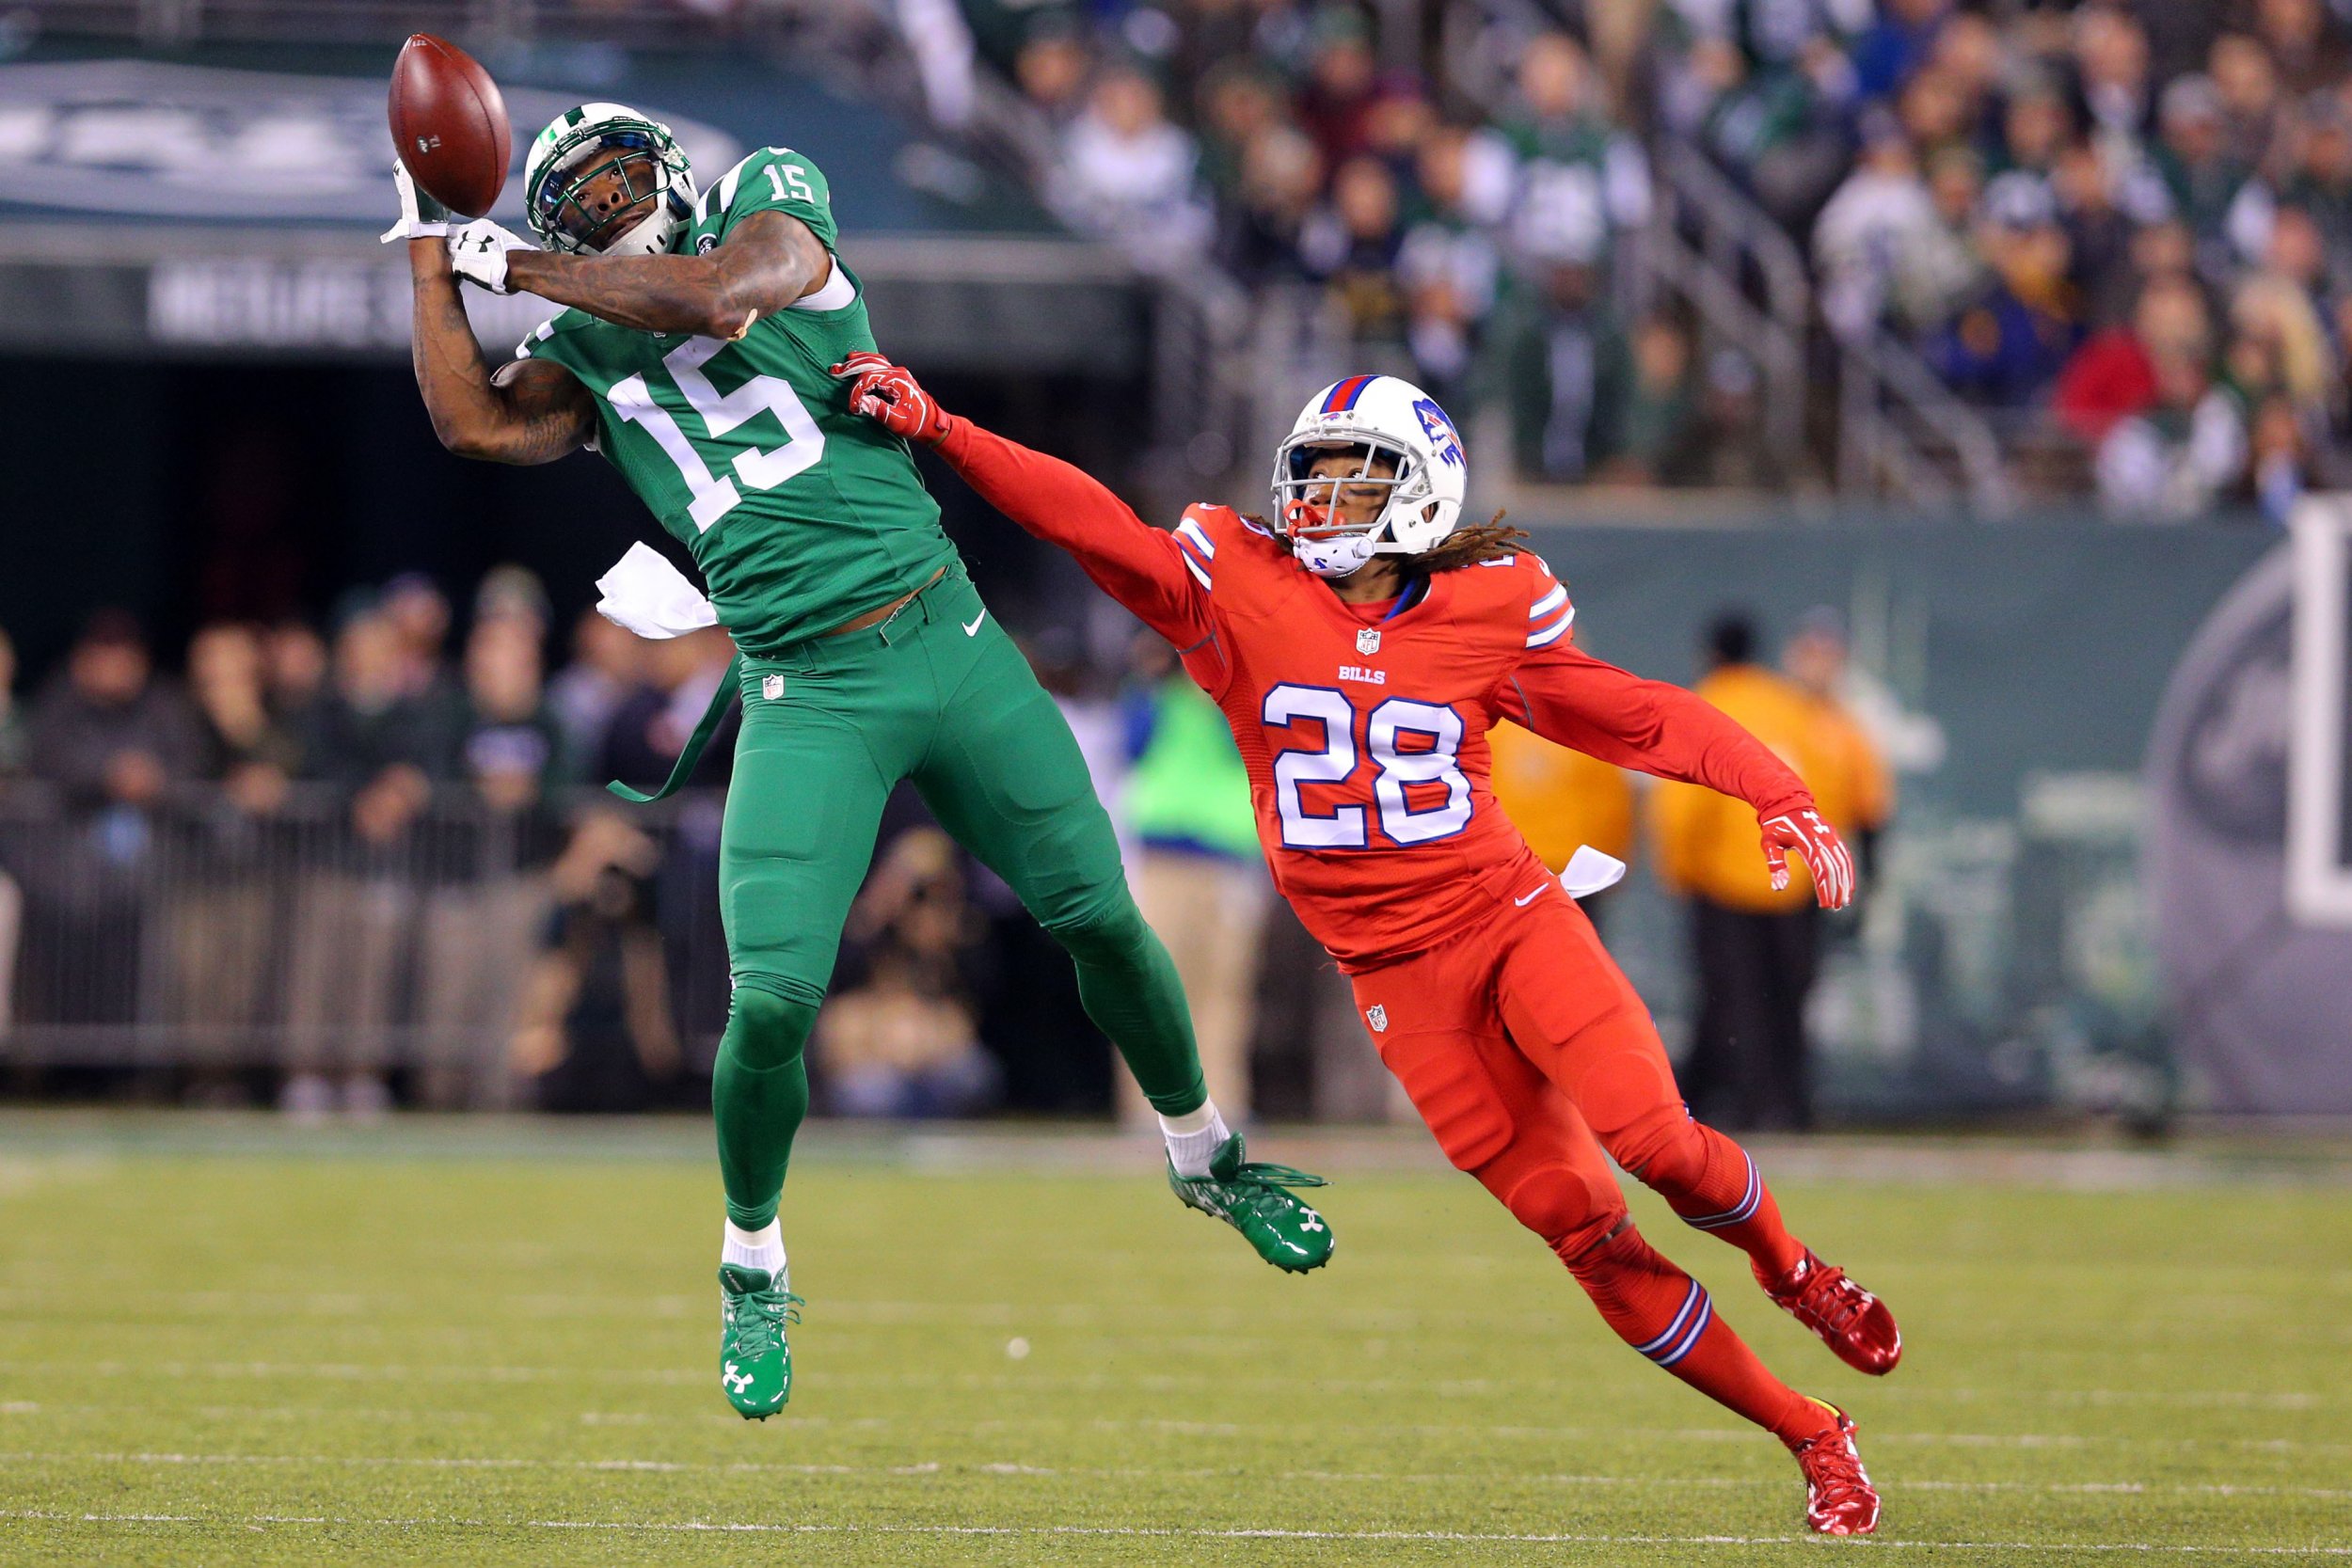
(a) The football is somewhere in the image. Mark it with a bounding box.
[387,32,513,219]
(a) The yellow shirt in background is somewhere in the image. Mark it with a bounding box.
[1651,664,1891,912]
[1488,721,1635,875]
[1803,693,1895,844]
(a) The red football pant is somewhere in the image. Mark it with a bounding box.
[1350,889,1824,1445]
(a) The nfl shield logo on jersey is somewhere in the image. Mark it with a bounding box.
[761,674,785,701]
[1366,1004,1388,1033]
[1356,627,1381,656]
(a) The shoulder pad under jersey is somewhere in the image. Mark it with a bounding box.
[1170,503,1284,589]
[1458,549,1572,650]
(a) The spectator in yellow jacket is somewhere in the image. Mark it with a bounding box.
[1782,608,1894,884]
[1652,612,1891,1131]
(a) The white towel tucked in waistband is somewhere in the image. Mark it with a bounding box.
[1561,845,1629,899]
[595,543,718,641]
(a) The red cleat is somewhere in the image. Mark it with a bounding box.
[1789,1402,1880,1535]
[1759,1249,1901,1375]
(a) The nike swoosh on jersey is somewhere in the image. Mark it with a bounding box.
[1514,884,1550,907]
[962,611,986,636]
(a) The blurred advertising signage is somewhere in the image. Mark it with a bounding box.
[2287,497,2352,926]
[147,258,558,350]
[0,58,736,226]
[149,259,409,348]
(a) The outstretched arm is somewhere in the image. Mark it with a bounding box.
[831,357,1215,649]
[503,211,832,340]
[1500,640,1855,907]
[407,237,596,464]
[1502,641,1808,808]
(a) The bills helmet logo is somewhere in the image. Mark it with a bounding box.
[1366,1004,1388,1033]
[1356,627,1381,656]
[1412,397,1465,468]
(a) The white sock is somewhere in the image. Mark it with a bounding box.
[1160,1101,1232,1179]
[722,1219,787,1283]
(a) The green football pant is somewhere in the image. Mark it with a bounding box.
[713,563,1207,1230]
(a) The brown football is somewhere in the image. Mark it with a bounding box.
[388,33,513,219]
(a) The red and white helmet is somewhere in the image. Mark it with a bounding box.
[1271,373,1469,578]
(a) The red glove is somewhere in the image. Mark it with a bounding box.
[1760,806,1856,911]
[830,353,950,445]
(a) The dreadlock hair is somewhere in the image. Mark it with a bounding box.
[1404,512,1528,574]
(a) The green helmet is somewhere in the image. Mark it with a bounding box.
[523,103,697,258]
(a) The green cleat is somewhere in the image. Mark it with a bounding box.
[717,1263,801,1420]
[1168,1132,1335,1274]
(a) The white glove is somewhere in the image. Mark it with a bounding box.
[448,218,532,294]
[380,160,450,243]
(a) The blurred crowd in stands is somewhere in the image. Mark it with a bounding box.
[0,578,739,1117]
[0,578,1897,1132]
[0,580,1376,1123]
[959,0,2352,516]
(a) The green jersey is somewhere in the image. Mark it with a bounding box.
[516,147,957,653]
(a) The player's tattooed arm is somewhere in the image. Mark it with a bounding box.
[406,239,596,465]
[501,212,831,340]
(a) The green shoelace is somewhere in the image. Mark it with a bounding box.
[729,1290,804,1358]
[1214,1160,1327,1222]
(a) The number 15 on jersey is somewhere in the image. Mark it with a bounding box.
[609,336,827,532]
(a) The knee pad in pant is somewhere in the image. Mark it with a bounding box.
[1497,1163,1624,1263]
[723,981,818,1072]
[1040,891,1147,967]
[1610,1102,1709,1194]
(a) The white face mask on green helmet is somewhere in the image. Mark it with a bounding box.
[524,103,698,259]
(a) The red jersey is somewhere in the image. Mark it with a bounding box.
[935,420,1815,971]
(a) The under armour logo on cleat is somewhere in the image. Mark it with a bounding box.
[723,1363,754,1394]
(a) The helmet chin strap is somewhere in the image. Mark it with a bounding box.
[1294,531,1379,578]
[597,204,675,259]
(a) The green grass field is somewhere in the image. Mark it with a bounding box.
[0,1115,2347,1566]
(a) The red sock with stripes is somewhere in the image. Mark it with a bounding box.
[1660,1124,1805,1281]
[1566,1227,1832,1447]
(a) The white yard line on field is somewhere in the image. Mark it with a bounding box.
[10,1290,2348,1344]
[0,1360,2333,1413]
[1,1509,2348,1555]
[0,1372,2344,1454]
[0,1398,907,1433]
[0,1154,113,1201]
[1015,1418,2352,1457]
[5,1271,2345,1311]
[3,1450,2350,1503]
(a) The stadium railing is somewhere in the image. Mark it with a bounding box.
[0,783,730,1103]
[1645,137,2018,514]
